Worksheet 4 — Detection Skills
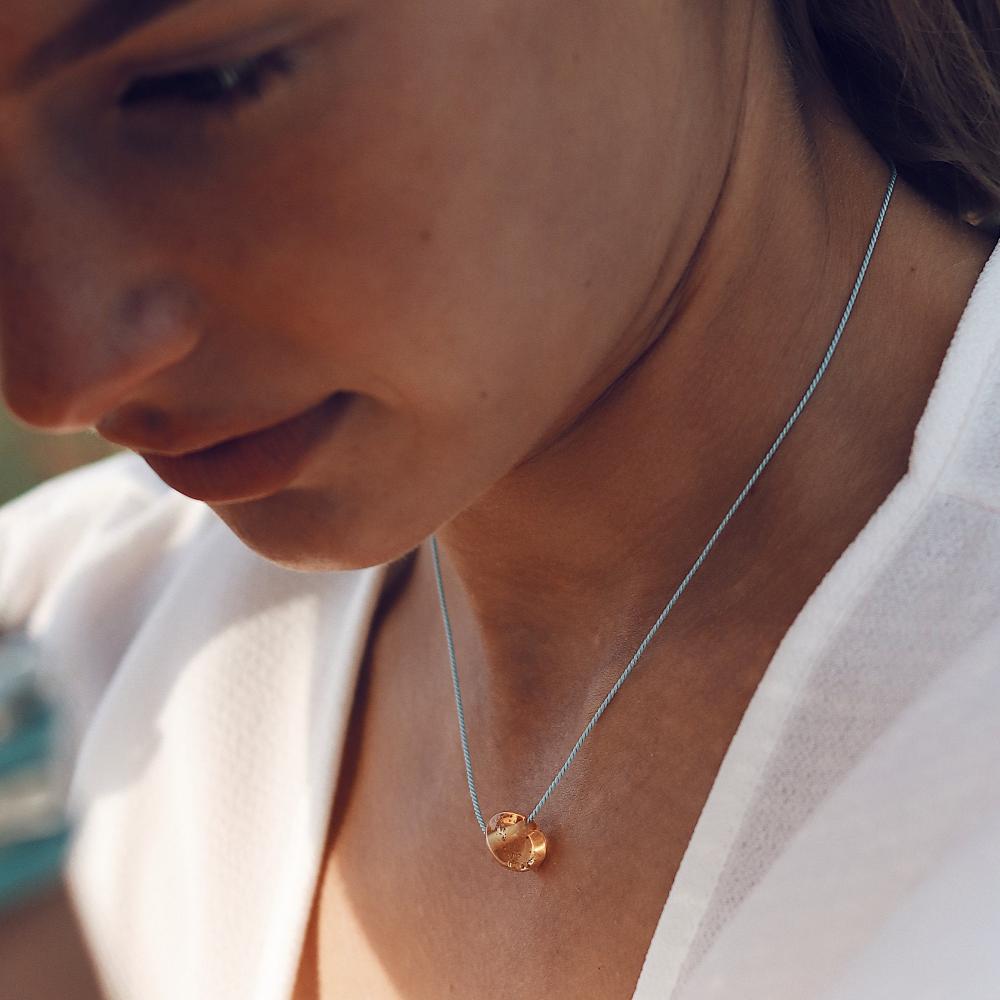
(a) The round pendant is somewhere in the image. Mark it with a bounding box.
[485,811,547,871]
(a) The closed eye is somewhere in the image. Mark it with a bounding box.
[117,48,295,111]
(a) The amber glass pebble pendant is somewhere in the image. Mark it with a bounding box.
[485,811,548,871]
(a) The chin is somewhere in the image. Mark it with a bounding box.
[209,487,424,573]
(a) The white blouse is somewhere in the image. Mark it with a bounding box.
[1,236,999,1000]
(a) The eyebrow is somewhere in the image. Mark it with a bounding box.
[14,0,200,90]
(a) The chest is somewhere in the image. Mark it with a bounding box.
[290,768,709,1000]
[286,531,836,1000]
[288,641,776,1000]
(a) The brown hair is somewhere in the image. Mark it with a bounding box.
[774,0,1000,233]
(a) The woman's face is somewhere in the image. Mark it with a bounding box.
[0,0,736,568]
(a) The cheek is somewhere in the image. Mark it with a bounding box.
[70,3,705,567]
[187,139,591,471]
[177,11,673,383]
[92,4,685,424]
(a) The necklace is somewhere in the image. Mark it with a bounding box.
[430,161,898,871]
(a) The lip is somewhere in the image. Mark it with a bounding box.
[140,393,350,503]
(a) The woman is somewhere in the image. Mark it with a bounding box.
[1,0,999,997]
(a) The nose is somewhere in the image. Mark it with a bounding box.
[0,156,200,432]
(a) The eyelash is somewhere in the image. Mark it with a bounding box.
[117,49,294,113]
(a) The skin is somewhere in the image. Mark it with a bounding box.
[0,1,997,997]
[0,0,995,731]
[0,883,105,1000]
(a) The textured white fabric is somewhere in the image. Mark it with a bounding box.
[0,236,998,1000]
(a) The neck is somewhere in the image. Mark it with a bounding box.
[418,27,997,740]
